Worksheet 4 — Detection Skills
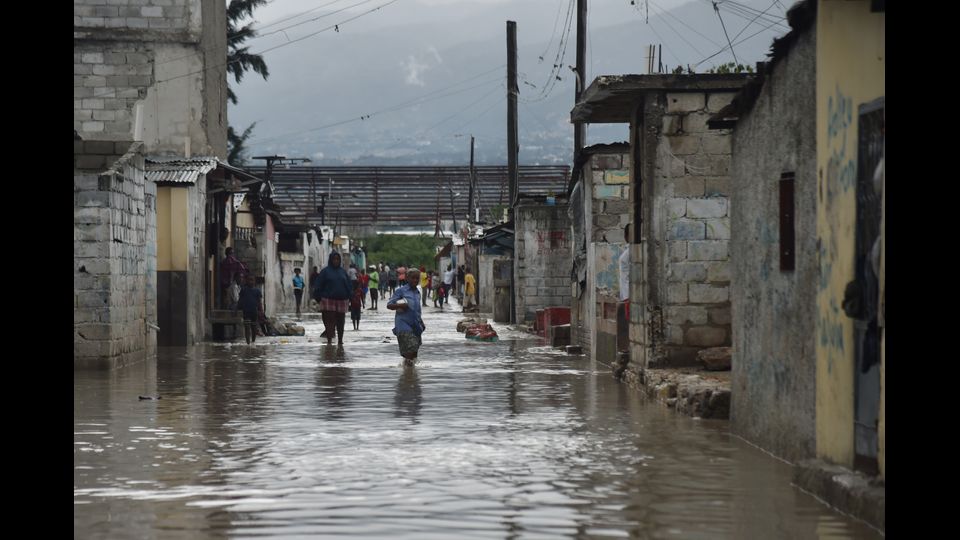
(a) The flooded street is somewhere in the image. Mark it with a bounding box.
[75,303,880,539]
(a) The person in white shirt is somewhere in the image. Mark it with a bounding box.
[443,264,455,303]
[618,224,631,353]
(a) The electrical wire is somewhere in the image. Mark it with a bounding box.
[692,14,786,69]
[250,68,506,144]
[712,2,739,65]
[84,0,402,100]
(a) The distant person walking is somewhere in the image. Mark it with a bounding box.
[220,247,248,309]
[235,275,263,345]
[367,266,380,310]
[419,266,429,306]
[387,268,426,367]
[457,265,466,300]
[315,251,352,346]
[347,263,359,286]
[359,267,370,308]
[463,267,477,312]
[350,281,363,331]
[309,265,321,309]
[443,264,455,303]
[292,267,305,318]
[388,265,397,294]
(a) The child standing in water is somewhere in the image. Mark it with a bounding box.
[350,281,364,331]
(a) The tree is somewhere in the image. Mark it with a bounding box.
[227,0,270,105]
[364,235,444,270]
[706,62,755,74]
[226,1,268,165]
[227,122,256,166]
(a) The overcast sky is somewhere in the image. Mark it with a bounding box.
[229,0,791,163]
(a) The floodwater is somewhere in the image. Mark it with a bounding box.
[75,300,881,539]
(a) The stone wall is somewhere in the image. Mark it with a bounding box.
[275,250,307,314]
[187,177,206,342]
[75,140,157,368]
[478,252,509,314]
[514,202,571,323]
[74,0,227,157]
[628,89,739,372]
[729,26,818,462]
[583,147,631,365]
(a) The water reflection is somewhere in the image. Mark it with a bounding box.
[316,345,350,421]
[75,308,882,539]
[394,366,423,423]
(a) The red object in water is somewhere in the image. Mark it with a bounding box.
[476,330,499,341]
[543,307,570,332]
[465,323,493,338]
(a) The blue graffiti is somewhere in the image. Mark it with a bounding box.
[819,315,845,353]
[817,241,832,291]
[827,85,853,143]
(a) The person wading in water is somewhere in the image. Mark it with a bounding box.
[315,251,352,346]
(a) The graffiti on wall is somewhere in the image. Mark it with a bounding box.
[595,243,627,299]
[826,85,857,197]
[536,230,570,255]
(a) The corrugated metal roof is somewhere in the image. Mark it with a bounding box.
[253,165,570,227]
[145,156,219,185]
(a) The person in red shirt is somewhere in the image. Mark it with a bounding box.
[350,281,364,331]
[359,268,370,308]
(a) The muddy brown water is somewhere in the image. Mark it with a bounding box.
[75,304,881,538]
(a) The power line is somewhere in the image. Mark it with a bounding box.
[692,14,785,69]
[250,66,506,144]
[649,0,722,49]
[714,1,789,32]
[253,0,382,41]
[155,0,355,70]
[538,0,566,64]
[645,18,682,67]
[450,94,507,135]
[647,1,709,59]
[528,0,576,103]
[85,0,401,100]
[253,0,350,32]
[729,0,781,43]
[382,82,505,152]
[712,2,739,65]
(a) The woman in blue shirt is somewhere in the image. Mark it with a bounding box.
[387,268,426,366]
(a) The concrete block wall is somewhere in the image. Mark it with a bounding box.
[74,0,194,141]
[478,253,510,314]
[655,91,736,365]
[630,90,738,369]
[75,140,157,368]
[275,247,307,315]
[73,0,197,33]
[729,26,818,463]
[590,151,632,243]
[515,203,572,323]
[74,0,227,157]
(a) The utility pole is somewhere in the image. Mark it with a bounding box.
[574,0,587,160]
[252,155,284,196]
[448,187,458,238]
[467,135,476,225]
[507,20,518,219]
